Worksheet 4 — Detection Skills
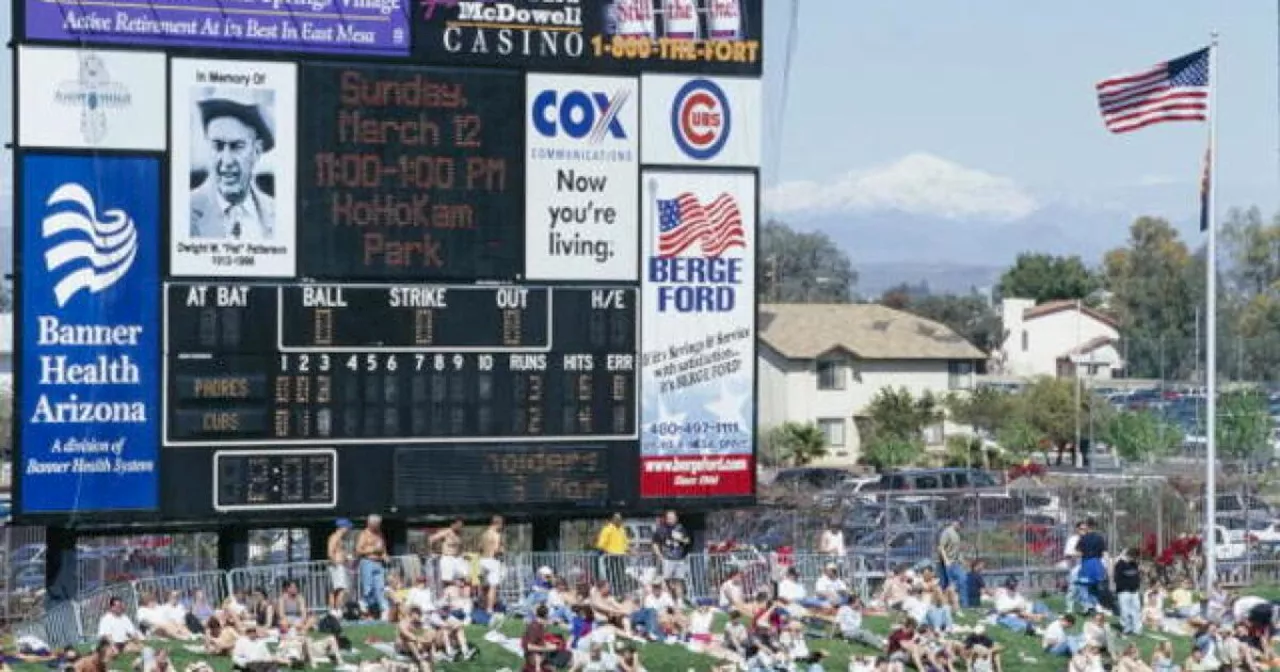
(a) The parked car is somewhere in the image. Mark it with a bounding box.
[1214,493,1273,520]
[850,527,936,573]
[842,500,938,542]
[874,468,1001,492]
[815,476,879,508]
[771,467,854,491]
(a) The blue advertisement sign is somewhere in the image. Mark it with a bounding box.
[20,155,161,514]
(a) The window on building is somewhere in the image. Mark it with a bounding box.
[1021,330,1029,351]
[817,418,845,447]
[948,361,974,390]
[816,358,845,390]
[923,423,944,445]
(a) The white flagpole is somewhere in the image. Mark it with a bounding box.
[1204,33,1220,592]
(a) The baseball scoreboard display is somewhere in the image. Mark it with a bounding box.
[12,0,763,524]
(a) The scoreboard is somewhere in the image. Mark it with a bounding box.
[12,0,764,524]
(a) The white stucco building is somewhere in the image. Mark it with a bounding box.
[998,298,1123,379]
[758,303,986,465]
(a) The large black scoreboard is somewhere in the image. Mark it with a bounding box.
[12,0,763,524]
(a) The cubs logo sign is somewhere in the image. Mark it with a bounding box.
[670,78,731,161]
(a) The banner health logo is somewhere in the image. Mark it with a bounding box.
[649,188,746,313]
[54,52,133,145]
[671,78,730,161]
[32,181,145,439]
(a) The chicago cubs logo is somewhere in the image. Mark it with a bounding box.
[670,78,731,161]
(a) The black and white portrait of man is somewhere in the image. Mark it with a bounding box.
[188,89,277,241]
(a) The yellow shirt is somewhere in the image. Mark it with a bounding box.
[596,523,630,555]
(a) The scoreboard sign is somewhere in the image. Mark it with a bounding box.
[12,0,762,524]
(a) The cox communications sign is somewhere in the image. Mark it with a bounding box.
[526,73,639,281]
[639,170,756,499]
[19,155,161,515]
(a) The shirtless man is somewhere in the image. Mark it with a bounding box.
[396,606,437,672]
[479,516,505,612]
[429,519,467,585]
[328,519,353,607]
[357,515,390,619]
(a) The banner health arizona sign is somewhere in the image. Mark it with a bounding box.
[20,155,160,514]
[24,0,410,56]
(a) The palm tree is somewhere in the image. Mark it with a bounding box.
[768,422,829,466]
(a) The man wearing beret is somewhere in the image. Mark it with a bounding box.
[189,93,276,240]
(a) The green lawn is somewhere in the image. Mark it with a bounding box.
[14,587,1280,672]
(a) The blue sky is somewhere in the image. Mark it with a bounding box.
[760,0,1279,225]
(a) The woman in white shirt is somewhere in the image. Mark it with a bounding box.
[687,604,714,648]
[136,593,192,640]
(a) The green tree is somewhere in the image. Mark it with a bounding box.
[760,220,857,303]
[946,387,1016,437]
[864,387,944,441]
[998,253,1099,303]
[996,418,1044,459]
[862,435,926,470]
[1016,376,1108,462]
[1217,390,1271,462]
[878,289,1003,354]
[1221,207,1280,380]
[765,422,830,466]
[1102,410,1183,463]
[1102,217,1201,380]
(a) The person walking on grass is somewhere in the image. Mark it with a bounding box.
[936,519,966,612]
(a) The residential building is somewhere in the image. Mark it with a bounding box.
[758,303,986,465]
[998,298,1123,379]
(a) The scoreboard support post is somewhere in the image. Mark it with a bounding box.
[385,520,411,557]
[45,527,80,605]
[217,529,251,573]
[308,526,332,562]
[531,518,562,552]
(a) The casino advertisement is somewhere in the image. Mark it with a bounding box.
[297,63,524,280]
[169,59,298,278]
[525,73,639,281]
[413,0,762,75]
[641,74,761,167]
[24,0,410,55]
[18,155,161,514]
[640,170,755,499]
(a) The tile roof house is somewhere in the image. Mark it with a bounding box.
[758,303,986,465]
[998,298,1123,379]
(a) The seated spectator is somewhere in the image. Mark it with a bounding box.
[878,568,911,610]
[1114,643,1154,672]
[395,606,438,672]
[137,593,193,640]
[1080,612,1109,657]
[425,600,476,662]
[276,580,314,633]
[232,623,286,672]
[775,567,810,616]
[73,639,116,672]
[1150,641,1177,672]
[222,595,249,625]
[384,573,410,622]
[897,586,932,627]
[247,589,274,630]
[960,626,1003,672]
[964,559,987,609]
[1042,614,1081,657]
[588,581,634,633]
[813,563,848,606]
[1069,643,1105,672]
[188,589,216,624]
[203,610,239,655]
[615,642,643,672]
[523,605,564,672]
[442,579,475,626]
[160,592,193,632]
[278,627,345,669]
[993,581,1050,633]
[96,597,145,653]
[1184,646,1218,672]
[687,603,714,648]
[1168,579,1199,619]
[643,582,685,640]
[885,618,924,670]
[722,611,750,657]
[834,595,884,649]
[545,579,575,624]
[717,568,750,612]
[1142,585,1166,632]
[778,619,810,663]
[569,642,616,672]
[405,574,436,615]
[923,582,953,633]
[517,567,556,617]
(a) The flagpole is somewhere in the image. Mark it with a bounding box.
[1204,32,1220,592]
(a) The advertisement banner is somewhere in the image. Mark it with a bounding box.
[414,0,762,75]
[641,74,761,167]
[169,59,297,278]
[19,154,161,514]
[17,47,167,151]
[525,73,638,281]
[24,0,410,56]
[297,63,524,280]
[640,170,755,498]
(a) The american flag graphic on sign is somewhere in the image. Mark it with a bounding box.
[656,192,746,258]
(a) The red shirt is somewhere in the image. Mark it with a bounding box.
[887,628,915,653]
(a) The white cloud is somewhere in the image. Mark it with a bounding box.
[764,152,1039,222]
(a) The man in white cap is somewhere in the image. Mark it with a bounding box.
[189,91,276,240]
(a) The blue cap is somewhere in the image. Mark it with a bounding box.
[336,518,353,529]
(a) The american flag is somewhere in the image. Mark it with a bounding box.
[657,192,746,258]
[1096,47,1209,134]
